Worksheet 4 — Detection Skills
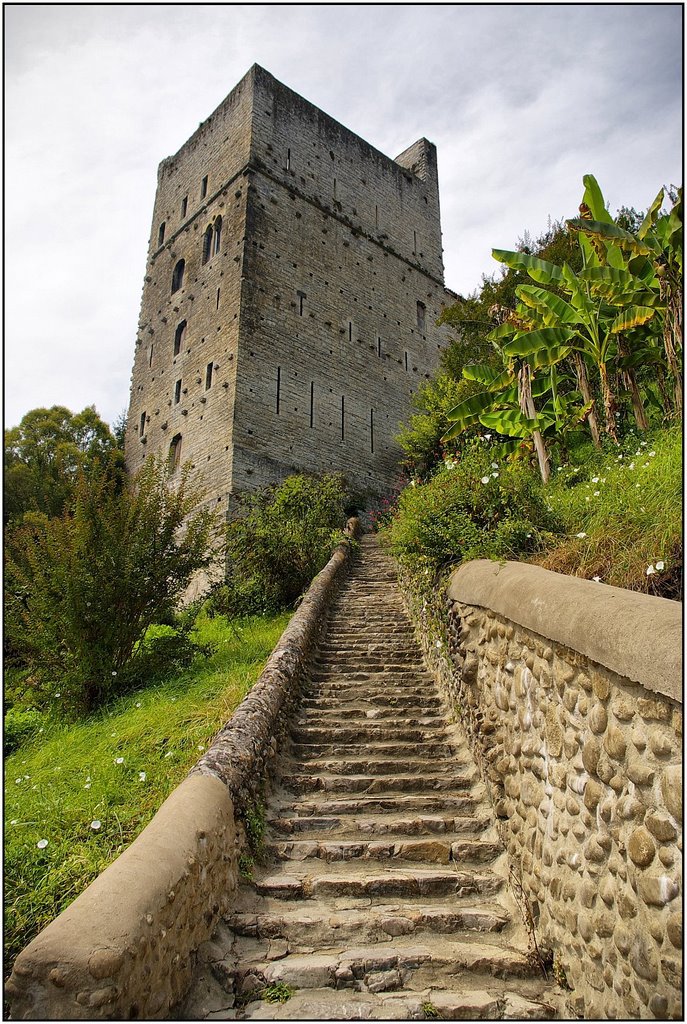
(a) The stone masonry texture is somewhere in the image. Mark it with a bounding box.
[400,560,683,1020]
[125,65,456,521]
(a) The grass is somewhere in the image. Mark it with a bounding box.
[4,611,290,972]
[535,425,682,597]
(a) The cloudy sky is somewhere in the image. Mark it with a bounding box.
[5,4,682,429]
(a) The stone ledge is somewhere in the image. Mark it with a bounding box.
[448,560,682,704]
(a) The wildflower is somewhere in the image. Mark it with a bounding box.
[526,533,532,538]
[591,476,599,483]
[197,745,205,752]
[55,693,61,698]
[484,433,492,440]
[435,640,442,649]
[10,820,18,825]
[90,820,101,830]
[481,476,490,484]
[491,471,499,479]
[585,497,590,502]
[111,671,117,677]
[84,783,91,790]
[15,778,21,785]
[576,532,587,539]
[646,564,656,576]
[594,491,600,497]
[138,772,146,782]
[491,462,498,469]
[592,576,601,583]
[36,839,48,849]
[86,776,91,782]
[135,702,142,708]
[649,450,656,457]
[115,757,124,765]
[164,751,173,758]
[643,462,649,468]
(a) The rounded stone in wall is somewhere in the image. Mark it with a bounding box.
[667,912,682,949]
[581,737,601,775]
[603,725,627,762]
[588,703,608,734]
[660,766,682,821]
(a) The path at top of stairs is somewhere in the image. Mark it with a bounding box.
[181,535,565,1021]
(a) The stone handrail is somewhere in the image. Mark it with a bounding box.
[400,556,682,1020]
[5,518,361,1020]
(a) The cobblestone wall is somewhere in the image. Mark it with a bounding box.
[400,559,682,1020]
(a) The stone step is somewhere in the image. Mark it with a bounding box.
[290,726,448,744]
[290,742,460,760]
[276,794,483,817]
[293,715,445,732]
[237,985,557,1021]
[263,837,503,866]
[232,936,539,994]
[285,759,468,777]
[227,897,511,946]
[268,812,491,838]
[279,773,474,795]
[309,671,434,685]
[252,864,505,901]
[299,694,443,710]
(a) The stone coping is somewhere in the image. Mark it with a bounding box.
[448,560,682,704]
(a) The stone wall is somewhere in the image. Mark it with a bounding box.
[5,521,360,1020]
[400,558,682,1020]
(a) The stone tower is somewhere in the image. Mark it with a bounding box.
[125,65,455,518]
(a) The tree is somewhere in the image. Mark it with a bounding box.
[5,458,220,715]
[4,405,124,525]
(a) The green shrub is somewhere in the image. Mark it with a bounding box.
[212,473,349,616]
[382,441,559,571]
[4,707,45,756]
[4,458,220,717]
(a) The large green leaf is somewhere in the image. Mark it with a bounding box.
[582,175,615,224]
[568,218,653,257]
[502,327,575,358]
[638,189,665,240]
[486,320,518,341]
[529,344,573,370]
[462,365,514,392]
[491,249,563,285]
[579,266,638,291]
[479,408,536,435]
[444,390,499,436]
[516,286,579,324]
[609,306,656,334]
[578,232,601,270]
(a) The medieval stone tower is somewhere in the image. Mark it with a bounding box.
[125,65,455,516]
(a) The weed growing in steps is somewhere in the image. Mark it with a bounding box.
[4,611,290,972]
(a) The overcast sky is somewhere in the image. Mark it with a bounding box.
[5,3,682,429]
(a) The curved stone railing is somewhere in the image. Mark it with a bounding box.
[401,558,682,1020]
[5,519,360,1021]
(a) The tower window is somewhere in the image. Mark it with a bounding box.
[200,176,208,199]
[149,344,154,368]
[286,149,291,171]
[377,337,382,358]
[173,320,187,357]
[212,216,222,256]
[309,382,314,428]
[139,411,146,436]
[297,290,306,316]
[158,222,165,247]
[181,196,188,218]
[205,362,213,390]
[202,224,213,264]
[404,351,409,372]
[370,408,374,453]
[341,395,345,440]
[169,434,182,472]
[276,366,281,414]
[417,301,426,331]
[171,259,185,294]
[174,379,182,405]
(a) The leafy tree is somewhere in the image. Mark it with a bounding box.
[5,458,220,715]
[396,373,483,480]
[4,406,124,525]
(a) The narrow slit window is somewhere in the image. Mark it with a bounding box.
[348,321,352,343]
[404,351,409,372]
[276,366,281,414]
[169,434,182,472]
[149,344,154,368]
[286,148,291,171]
[173,320,187,357]
[370,409,374,453]
[200,175,208,199]
[377,337,382,358]
[375,204,379,228]
[216,288,221,309]
[158,222,165,247]
[417,301,426,332]
[181,196,188,218]
[212,216,222,255]
[297,290,306,316]
[413,230,417,254]
[139,411,146,435]
[171,259,185,294]
[333,178,337,199]
[205,362,213,390]
[309,382,314,428]
[202,224,213,264]
[341,395,345,440]
[174,379,182,405]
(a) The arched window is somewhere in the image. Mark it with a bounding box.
[171,259,185,294]
[168,434,182,472]
[202,224,213,264]
[173,320,187,357]
[212,216,222,256]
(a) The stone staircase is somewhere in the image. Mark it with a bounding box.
[182,536,564,1020]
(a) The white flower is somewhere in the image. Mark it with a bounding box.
[576,532,587,539]
[15,778,21,785]
[138,772,146,782]
[115,757,124,765]
[491,471,499,478]
[197,745,205,752]
[646,564,656,576]
[10,820,18,826]
[526,533,532,538]
[484,433,492,440]
[649,450,656,457]
[643,462,649,468]
[84,783,91,790]
[594,491,600,496]
[585,497,590,502]
[435,640,442,649]
[36,839,48,849]
[491,462,498,469]
[592,576,601,583]
[90,820,101,830]
[164,751,173,758]
[55,693,61,699]
[656,561,665,571]
[111,671,117,677]
[86,776,91,782]
[135,702,142,708]
[591,477,599,483]
[481,476,490,484]
[629,462,635,469]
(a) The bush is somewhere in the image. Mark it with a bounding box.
[381,441,559,571]
[211,474,349,616]
[4,458,220,716]
[4,707,44,756]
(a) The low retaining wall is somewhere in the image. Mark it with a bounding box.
[6,520,360,1020]
[401,559,682,1020]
